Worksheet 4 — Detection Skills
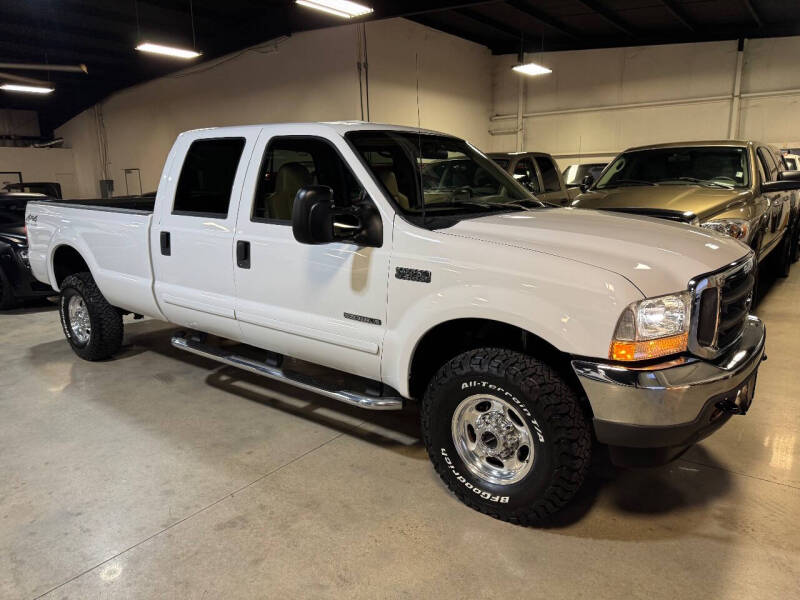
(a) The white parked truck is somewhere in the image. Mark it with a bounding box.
[26,122,766,525]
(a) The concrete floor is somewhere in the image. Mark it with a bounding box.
[1,269,799,600]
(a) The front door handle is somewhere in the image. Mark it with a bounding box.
[237,240,251,269]
[160,231,171,256]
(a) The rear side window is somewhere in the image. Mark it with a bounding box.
[534,156,561,192]
[173,138,245,217]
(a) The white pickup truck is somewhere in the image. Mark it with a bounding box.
[26,122,766,525]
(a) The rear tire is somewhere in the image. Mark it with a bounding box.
[59,272,123,361]
[0,268,17,310]
[421,348,592,526]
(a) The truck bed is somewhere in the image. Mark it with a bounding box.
[25,197,163,319]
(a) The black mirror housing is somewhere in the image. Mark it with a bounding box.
[762,179,800,193]
[292,185,335,245]
[580,174,595,193]
[292,185,383,247]
[779,170,800,181]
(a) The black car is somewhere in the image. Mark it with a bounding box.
[0,194,55,309]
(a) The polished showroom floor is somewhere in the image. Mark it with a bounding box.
[1,266,798,599]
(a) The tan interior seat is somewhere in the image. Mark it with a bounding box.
[375,167,410,210]
[266,162,312,220]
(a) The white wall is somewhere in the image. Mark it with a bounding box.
[56,18,491,197]
[489,36,800,166]
[0,147,78,197]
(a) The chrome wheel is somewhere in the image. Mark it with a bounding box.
[451,394,534,485]
[68,295,91,344]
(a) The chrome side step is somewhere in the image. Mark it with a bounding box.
[170,333,403,411]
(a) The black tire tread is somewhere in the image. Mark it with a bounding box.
[421,347,591,526]
[60,272,123,361]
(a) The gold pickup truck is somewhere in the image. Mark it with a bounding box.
[573,140,800,285]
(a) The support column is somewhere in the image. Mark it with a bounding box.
[516,75,525,151]
[728,38,746,139]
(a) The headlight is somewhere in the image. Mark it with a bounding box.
[700,219,750,240]
[609,291,692,361]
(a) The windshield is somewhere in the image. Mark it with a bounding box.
[346,131,539,221]
[595,146,749,189]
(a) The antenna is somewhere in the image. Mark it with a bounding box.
[416,49,426,225]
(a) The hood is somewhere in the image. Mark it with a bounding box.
[442,207,750,297]
[573,185,751,221]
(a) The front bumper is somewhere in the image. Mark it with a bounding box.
[572,316,766,465]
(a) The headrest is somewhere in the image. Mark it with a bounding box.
[275,162,312,190]
[376,167,400,195]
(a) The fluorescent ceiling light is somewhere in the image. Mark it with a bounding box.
[135,43,201,59]
[0,83,54,94]
[512,62,552,76]
[296,0,373,18]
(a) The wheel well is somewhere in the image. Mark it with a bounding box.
[53,245,90,288]
[407,318,581,400]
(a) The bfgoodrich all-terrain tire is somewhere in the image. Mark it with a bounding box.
[422,348,592,526]
[59,272,123,361]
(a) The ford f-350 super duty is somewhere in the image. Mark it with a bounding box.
[26,122,766,525]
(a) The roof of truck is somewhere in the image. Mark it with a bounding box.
[181,121,451,138]
[623,140,760,152]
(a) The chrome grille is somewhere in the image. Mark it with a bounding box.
[688,255,755,359]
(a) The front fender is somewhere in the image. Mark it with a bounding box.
[382,222,644,397]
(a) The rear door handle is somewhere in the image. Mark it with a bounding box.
[237,240,251,269]
[160,231,171,256]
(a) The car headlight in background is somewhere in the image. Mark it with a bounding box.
[609,291,692,361]
[16,246,30,267]
[700,218,750,241]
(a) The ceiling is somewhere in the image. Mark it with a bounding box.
[2,0,800,136]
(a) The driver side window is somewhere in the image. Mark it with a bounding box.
[514,158,540,193]
[252,137,364,223]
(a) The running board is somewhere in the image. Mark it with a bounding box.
[170,333,403,411]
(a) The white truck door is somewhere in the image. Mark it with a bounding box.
[233,131,391,380]
[151,129,257,340]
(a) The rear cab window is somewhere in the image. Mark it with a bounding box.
[173,138,246,218]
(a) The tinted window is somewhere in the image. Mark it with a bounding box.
[513,158,540,193]
[173,138,245,217]
[252,137,364,222]
[534,157,560,192]
[492,158,510,169]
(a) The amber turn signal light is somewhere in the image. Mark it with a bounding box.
[610,332,688,362]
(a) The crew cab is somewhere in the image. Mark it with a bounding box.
[26,122,766,525]
[574,141,800,284]
[489,151,575,206]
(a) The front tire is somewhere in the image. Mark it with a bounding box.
[59,272,123,361]
[421,348,592,526]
